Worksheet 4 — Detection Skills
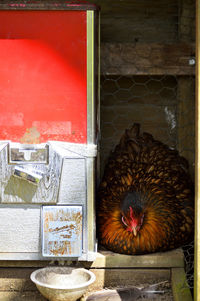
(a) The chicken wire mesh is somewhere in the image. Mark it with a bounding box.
[100,75,195,176]
[182,241,194,292]
[100,74,195,291]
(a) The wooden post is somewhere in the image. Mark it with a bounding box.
[177,77,195,180]
[171,268,193,301]
[195,0,200,299]
[177,0,195,179]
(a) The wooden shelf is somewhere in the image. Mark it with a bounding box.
[89,248,185,268]
[101,42,195,76]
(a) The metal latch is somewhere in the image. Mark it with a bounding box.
[8,143,49,164]
[13,166,43,185]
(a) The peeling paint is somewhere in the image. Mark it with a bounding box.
[20,126,40,144]
[32,121,72,136]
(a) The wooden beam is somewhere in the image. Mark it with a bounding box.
[0,249,185,269]
[195,1,200,300]
[101,43,195,75]
[85,249,185,269]
[177,0,195,180]
[171,268,193,301]
[0,292,46,301]
[89,269,170,292]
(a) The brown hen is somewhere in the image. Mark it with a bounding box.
[97,123,194,255]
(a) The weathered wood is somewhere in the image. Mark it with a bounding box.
[179,0,195,42]
[177,0,195,179]
[89,268,170,291]
[171,268,193,301]
[88,0,179,43]
[86,249,185,269]
[195,1,200,300]
[0,268,37,291]
[177,76,195,179]
[0,261,47,268]
[0,292,46,301]
[0,279,34,292]
[86,283,173,301]
[0,267,170,299]
[101,43,195,75]
[0,249,185,269]
[0,268,45,299]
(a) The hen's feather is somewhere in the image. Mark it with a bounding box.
[97,123,194,254]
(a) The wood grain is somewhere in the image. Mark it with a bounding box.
[171,268,193,301]
[101,43,195,75]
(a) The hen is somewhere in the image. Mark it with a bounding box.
[97,123,194,255]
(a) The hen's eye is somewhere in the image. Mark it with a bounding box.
[122,216,128,227]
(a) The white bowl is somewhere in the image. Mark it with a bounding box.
[30,267,96,301]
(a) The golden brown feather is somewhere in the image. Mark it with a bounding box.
[97,123,194,255]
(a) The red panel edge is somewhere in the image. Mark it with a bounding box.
[0,1,100,11]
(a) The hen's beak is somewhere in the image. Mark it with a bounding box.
[132,227,137,236]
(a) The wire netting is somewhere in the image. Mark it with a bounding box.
[183,241,194,292]
[100,74,195,292]
[100,75,195,175]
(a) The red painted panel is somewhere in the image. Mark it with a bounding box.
[0,11,87,143]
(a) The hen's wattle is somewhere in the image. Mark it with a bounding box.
[97,123,194,255]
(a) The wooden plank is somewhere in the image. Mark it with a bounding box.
[195,1,200,300]
[86,283,174,301]
[85,249,185,269]
[171,268,193,301]
[0,267,170,301]
[89,268,170,291]
[101,43,195,75]
[177,0,195,179]
[0,267,169,291]
[0,249,184,268]
[177,76,195,180]
[0,279,35,292]
[87,0,179,43]
[0,268,37,291]
[0,292,46,301]
[0,268,44,299]
[0,261,47,268]
[179,0,195,43]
